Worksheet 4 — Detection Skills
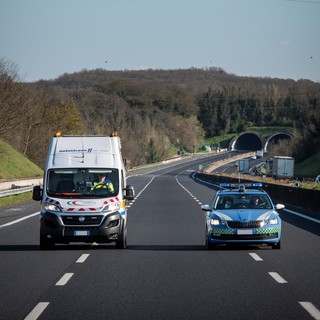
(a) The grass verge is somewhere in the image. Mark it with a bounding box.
[0,192,33,208]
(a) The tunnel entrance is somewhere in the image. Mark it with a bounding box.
[265,133,293,152]
[230,132,263,151]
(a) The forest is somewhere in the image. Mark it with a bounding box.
[1,57,320,169]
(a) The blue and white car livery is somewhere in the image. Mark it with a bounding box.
[201,183,284,249]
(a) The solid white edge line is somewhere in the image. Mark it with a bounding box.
[0,212,39,228]
[268,272,288,284]
[299,302,320,320]
[76,253,90,263]
[284,208,320,224]
[55,273,74,286]
[24,302,49,320]
[249,252,263,261]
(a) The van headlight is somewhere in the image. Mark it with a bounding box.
[43,203,61,212]
[103,202,121,212]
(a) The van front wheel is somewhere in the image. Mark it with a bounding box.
[116,227,127,249]
[40,235,55,250]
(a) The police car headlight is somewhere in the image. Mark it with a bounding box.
[210,219,221,226]
[269,218,279,225]
[43,203,61,212]
[260,220,267,227]
[103,202,121,212]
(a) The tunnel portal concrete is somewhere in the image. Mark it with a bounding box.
[230,132,264,151]
[229,131,293,152]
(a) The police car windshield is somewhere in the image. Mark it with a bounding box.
[214,194,272,210]
[46,168,119,198]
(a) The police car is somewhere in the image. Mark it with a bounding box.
[201,183,284,249]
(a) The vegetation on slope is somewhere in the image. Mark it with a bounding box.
[1,58,320,171]
[0,139,43,180]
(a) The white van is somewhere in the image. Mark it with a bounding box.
[33,132,135,249]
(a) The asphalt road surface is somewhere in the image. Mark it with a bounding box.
[0,154,319,320]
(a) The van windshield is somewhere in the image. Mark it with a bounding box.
[46,168,119,198]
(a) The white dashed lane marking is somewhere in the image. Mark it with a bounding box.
[24,302,49,320]
[249,252,263,261]
[76,254,90,263]
[268,272,288,284]
[55,273,74,286]
[299,302,320,320]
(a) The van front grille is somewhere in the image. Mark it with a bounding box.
[61,215,103,226]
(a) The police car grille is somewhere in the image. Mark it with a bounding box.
[227,221,262,229]
[61,215,103,226]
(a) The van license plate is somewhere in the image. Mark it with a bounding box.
[74,230,89,236]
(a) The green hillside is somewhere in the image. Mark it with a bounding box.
[0,139,43,180]
[295,152,320,177]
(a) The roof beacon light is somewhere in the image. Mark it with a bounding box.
[252,183,263,187]
[54,131,61,137]
[110,131,117,137]
[219,182,263,191]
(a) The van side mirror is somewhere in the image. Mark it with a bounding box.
[124,185,135,200]
[32,185,42,201]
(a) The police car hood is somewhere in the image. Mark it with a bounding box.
[212,209,275,222]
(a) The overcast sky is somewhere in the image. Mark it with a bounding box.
[1,0,319,82]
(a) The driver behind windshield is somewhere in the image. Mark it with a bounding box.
[91,173,114,193]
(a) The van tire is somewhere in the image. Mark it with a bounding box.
[40,235,55,250]
[116,226,127,249]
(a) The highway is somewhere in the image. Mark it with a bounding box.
[0,154,319,320]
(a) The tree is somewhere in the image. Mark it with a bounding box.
[44,101,85,134]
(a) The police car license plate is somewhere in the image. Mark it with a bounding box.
[74,230,89,236]
[237,229,252,235]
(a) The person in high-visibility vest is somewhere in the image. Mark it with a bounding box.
[92,173,114,193]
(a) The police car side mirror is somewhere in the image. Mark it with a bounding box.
[275,204,285,210]
[201,204,211,211]
[124,185,135,200]
[32,185,42,201]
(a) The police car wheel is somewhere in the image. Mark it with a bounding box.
[271,241,281,249]
[206,229,216,250]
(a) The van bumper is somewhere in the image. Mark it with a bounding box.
[40,211,124,244]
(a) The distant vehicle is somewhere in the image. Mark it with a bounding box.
[32,132,135,249]
[272,156,295,178]
[238,159,250,173]
[201,183,284,250]
[256,150,263,158]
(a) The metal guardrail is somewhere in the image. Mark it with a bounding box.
[0,185,34,198]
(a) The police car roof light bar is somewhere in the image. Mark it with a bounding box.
[219,183,263,190]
